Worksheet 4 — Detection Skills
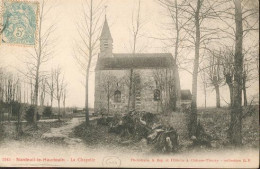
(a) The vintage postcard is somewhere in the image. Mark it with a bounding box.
[0,0,259,168]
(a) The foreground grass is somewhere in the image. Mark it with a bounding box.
[1,106,258,154]
[1,119,68,144]
[72,119,151,154]
[73,107,258,154]
[197,106,259,148]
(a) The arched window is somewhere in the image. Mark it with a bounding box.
[114,90,121,103]
[154,89,160,101]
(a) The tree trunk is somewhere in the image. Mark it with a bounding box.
[8,106,11,122]
[33,6,43,124]
[127,69,134,112]
[227,83,233,107]
[132,76,136,110]
[85,0,93,125]
[85,68,90,125]
[30,80,33,104]
[107,82,110,114]
[57,100,60,120]
[215,85,220,108]
[204,83,207,108]
[189,0,201,138]
[165,69,169,111]
[159,88,165,113]
[0,110,2,124]
[63,94,66,116]
[33,68,39,123]
[127,0,140,112]
[51,92,53,107]
[229,0,243,146]
[242,76,247,106]
[203,83,207,108]
[16,108,22,138]
[172,0,179,111]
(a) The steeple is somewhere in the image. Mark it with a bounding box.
[100,16,113,40]
[100,15,113,57]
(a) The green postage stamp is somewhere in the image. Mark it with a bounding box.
[1,0,39,46]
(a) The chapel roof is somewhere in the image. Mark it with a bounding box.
[96,53,175,70]
[100,16,113,40]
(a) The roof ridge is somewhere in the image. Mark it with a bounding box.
[96,54,175,70]
[113,52,172,54]
[111,53,173,58]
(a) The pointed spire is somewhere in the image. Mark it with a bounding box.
[100,15,113,40]
[105,5,107,16]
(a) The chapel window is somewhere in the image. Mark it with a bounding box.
[154,89,160,101]
[114,90,121,103]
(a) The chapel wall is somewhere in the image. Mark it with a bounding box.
[94,67,179,114]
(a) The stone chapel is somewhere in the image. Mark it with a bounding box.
[94,17,181,114]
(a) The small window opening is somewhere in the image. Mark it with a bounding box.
[154,89,160,101]
[114,90,121,103]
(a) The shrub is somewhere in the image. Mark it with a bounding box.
[11,101,21,117]
[25,106,40,123]
[0,124,4,140]
[43,106,52,118]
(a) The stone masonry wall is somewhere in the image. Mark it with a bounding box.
[94,68,180,114]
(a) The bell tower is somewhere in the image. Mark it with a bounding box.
[100,15,113,57]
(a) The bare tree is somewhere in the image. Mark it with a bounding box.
[0,68,5,103]
[62,85,67,116]
[74,0,104,125]
[204,50,223,108]
[242,63,248,106]
[127,0,146,112]
[0,72,23,122]
[216,0,258,107]
[53,67,64,121]
[158,0,194,111]
[214,0,258,145]
[160,0,226,136]
[46,69,55,107]
[0,68,5,123]
[97,72,117,114]
[228,0,244,146]
[172,0,222,137]
[221,46,235,107]
[30,78,34,105]
[0,69,24,135]
[199,68,208,108]
[5,73,14,121]
[39,77,47,107]
[152,69,167,113]
[241,48,259,106]
[20,0,57,124]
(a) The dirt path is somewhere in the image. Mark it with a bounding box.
[41,117,93,148]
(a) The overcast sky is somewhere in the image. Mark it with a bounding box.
[1,0,259,108]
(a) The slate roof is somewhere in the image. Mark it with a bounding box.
[181,90,192,100]
[100,16,113,40]
[96,53,175,70]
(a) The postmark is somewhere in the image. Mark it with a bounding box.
[102,156,121,167]
[1,0,39,46]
